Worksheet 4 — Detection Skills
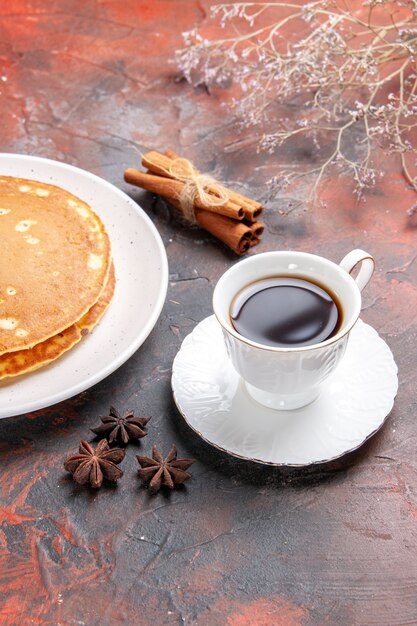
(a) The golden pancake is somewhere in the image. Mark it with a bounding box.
[0,263,115,380]
[0,175,111,355]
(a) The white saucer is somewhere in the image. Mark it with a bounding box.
[171,316,398,466]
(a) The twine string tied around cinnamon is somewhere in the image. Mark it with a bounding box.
[158,156,229,224]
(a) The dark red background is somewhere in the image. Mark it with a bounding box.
[0,1,416,624]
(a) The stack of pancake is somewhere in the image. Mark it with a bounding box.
[0,175,114,380]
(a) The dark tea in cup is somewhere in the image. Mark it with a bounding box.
[230,276,342,348]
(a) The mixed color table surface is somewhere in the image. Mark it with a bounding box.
[0,2,416,625]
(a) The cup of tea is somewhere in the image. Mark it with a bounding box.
[212,249,374,410]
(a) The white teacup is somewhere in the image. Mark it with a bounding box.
[213,249,374,410]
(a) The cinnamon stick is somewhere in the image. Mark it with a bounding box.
[248,221,264,238]
[164,149,263,217]
[124,148,265,255]
[142,151,262,222]
[124,168,244,221]
[163,149,263,222]
[167,195,253,255]
[195,209,252,255]
[226,189,263,222]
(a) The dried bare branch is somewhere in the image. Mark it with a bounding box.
[176,0,417,207]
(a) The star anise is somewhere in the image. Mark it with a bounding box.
[90,406,151,445]
[64,440,125,488]
[137,444,194,494]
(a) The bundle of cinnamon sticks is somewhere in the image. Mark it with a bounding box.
[124,149,264,255]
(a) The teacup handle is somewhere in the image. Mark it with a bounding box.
[339,249,375,292]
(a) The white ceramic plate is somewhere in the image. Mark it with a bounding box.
[172,316,398,466]
[0,154,168,418]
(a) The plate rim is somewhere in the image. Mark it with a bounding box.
[0,153,169,418]
[172,315,398,467]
